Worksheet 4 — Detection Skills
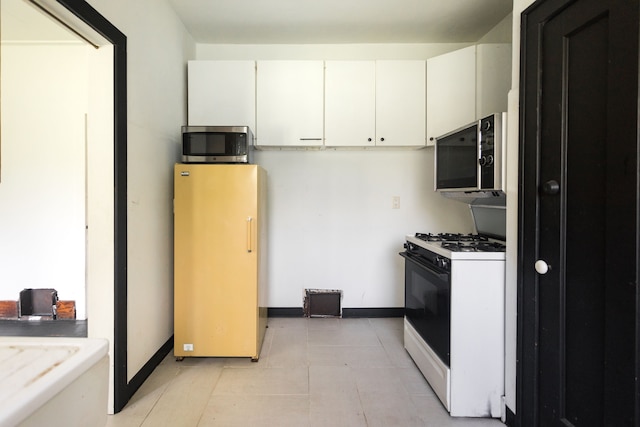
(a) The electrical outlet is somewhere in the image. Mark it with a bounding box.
[183,343,194,351]
[392,196,400,209]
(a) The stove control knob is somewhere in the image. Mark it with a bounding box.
[436,257,448,270]
[535,260,550,275]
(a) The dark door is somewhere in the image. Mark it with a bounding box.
[519,0,639,426]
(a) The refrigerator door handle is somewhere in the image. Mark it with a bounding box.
[247,217,253,253]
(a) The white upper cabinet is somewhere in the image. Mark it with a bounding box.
[324,61,376,147]
[256,60,324,147]
[325,60,426,148]
[426,46,476,145]
[375,60,426,147]
[426,44,511,146]
[187,60,256,131]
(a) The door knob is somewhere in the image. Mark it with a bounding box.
[535,260,550,274]
[542,180,560,195]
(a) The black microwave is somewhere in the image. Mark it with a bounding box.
[434,113,506,193]
[181,126,254,163]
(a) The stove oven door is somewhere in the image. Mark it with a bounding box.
[400,252,451,366]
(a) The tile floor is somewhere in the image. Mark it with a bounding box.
[106,317,505,427]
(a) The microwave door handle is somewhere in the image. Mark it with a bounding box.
[246,217,253,253]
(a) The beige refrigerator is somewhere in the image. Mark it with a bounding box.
[173,164,267,360]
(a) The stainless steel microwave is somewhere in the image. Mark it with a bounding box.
[181,126,254,163]
[434,113,506,193]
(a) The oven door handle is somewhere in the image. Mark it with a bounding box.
[399,252,449,280]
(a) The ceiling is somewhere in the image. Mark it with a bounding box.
[167,0,513,44]
[1,0,513,45]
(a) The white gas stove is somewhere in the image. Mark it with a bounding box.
[401,204,506,418]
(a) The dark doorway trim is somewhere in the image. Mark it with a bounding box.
[54,0,129,412]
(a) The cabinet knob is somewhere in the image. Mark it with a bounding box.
[380,137,385,142]
[368,138,372,142]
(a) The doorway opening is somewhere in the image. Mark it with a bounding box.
[0,0,128,414]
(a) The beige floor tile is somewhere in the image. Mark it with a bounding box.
[308,344,391,367]
[367,317,403,332]
[212,366,309,395]
[199,395,309,427]
[411,395,505,426]
[268,317,308,329]
[309,366,366,427]
[309,365,358,395]
[308,326,380,347]
[107,318,507,427]
[267,341,308,367]
[106,358,181,427]
[359,389,427,427]
[307,317,340,330]
[397,366,436,395]
[352,366,410,395]
[310,394,367,427]
[140,363,222,426]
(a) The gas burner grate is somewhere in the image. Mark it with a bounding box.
[413,232,505,253]
[414,232,489,243]
[441,241,506,253]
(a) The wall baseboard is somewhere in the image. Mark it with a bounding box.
[126,336,173,404]
[505,405,516,426]
[267,307,304,317]
[342,308,404,318]
[267,307,404,318]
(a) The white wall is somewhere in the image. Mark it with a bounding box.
[505,0,537,415]
[0,42,90,319]
[85,0,195,389]
[256,149,473,308]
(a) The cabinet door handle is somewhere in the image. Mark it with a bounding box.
[299,138,323,141]
[246,217,253,253]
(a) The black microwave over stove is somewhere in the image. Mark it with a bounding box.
[181,125,254,164]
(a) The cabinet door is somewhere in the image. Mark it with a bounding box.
[426,46,476,145]
[187,60,256,130]
[325,61,376,147]
[256,60,324,147]
[375,60,426,147]
[476,44,511,120]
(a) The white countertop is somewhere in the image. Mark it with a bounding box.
[0,337,108,427]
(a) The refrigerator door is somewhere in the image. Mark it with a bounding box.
[174,164,266,358]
